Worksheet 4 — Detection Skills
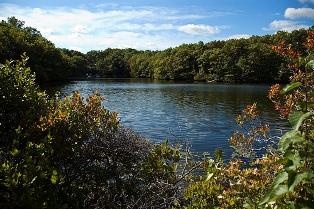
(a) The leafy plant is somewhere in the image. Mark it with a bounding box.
[182,153,281,209]
[0,54,59,209]
[260,30,314,208]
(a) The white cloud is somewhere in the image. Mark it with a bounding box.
[72,25,90,35]
[265,20,310,32]
[284,8,314,19]
[0,3,228,52]
[108,23,176,32]
[298,0,314,4]
[225,34,251,40]
[178,24,220,35]
[46,31,189,51]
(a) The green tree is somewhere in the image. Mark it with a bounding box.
[0,17,70,82]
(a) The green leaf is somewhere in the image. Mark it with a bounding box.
[51,170,58,184]
[287,171,297,191]
[279,130,304,151]
[10,148,19,156]
[288,111,312,130]
[284,150,301,171]
[288,111,303,129]
[271,171,288,188]
[260,185,289,205]
[282,82,302,93]
[288,172,308,192]
[306,60,314,70]
[298,101,314,110]
[205,173,214,181]
[243,198,255,208]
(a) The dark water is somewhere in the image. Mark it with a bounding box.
[45,79,289,159]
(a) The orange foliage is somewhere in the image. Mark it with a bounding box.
[268,30,314,118]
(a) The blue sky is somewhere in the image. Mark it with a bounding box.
[0,0,313,52]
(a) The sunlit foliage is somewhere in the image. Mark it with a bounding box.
[260,29,314,209]
[183,155,281,209]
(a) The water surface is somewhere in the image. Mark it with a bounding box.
[46,79,289,159]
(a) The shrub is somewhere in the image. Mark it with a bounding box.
[0,53,48,148]
[0,54,57,209]
[0,55,186,209]
[260,29,314,209]
[183,155,281,209]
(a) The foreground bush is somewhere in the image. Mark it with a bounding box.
[0,53,48,148]
[0,54,58,208]
[259,29,314,209]
[0,56,185,209]
[183,155,281,208]
[181,29,314,209]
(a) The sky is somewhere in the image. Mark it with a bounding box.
[0,0,313,52]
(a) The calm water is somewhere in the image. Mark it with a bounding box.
[45,79,289,159]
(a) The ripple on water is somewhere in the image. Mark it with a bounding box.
[45,80,289,160]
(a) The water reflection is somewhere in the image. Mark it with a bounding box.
[44,80,289,159]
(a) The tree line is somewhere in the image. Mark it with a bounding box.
[0,17,312,83]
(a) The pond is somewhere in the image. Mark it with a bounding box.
[45,79,289,159]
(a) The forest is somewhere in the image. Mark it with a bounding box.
[0,16,314,209]
[0,17,312,83]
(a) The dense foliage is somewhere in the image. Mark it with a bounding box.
[183,155,282,208]
[0,56,190,209]
[0,17,69,82]
[0,17,312,83]
[87,37,292,83]
[80,29,312,83]
[0,17,91,83]
[260,30,314,208]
